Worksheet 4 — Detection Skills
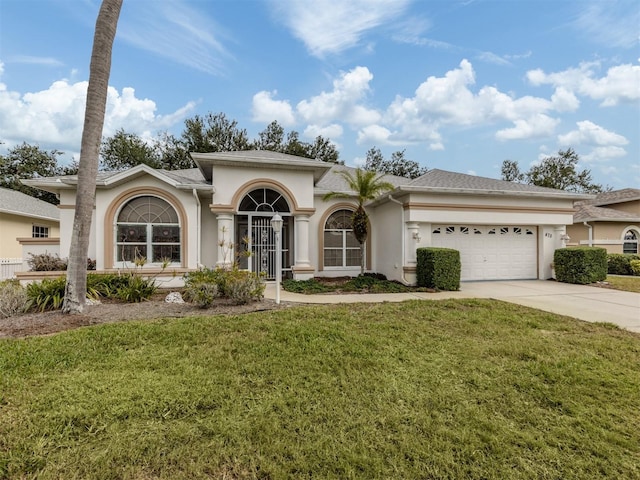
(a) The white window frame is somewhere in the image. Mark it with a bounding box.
[323,209,361,269]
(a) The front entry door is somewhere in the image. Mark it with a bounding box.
[237,215,290,280]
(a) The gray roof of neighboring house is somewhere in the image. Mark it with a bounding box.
[575,188,640,207]
[0,187,59,221]
[574,204,640,223]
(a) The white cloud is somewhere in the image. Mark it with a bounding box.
[271,0,411,57]
[581,146,628,163]
[572,1,640,49]
[296,66,381,126]
[495,114,560,141]
[303,124,343,140]
[476,51,510,66]
[527,61,640,106]
[0,75,194,153]
[251,91,296,126]
[117,0,232,75]
[9,55,64,67]
[558,120,628,147]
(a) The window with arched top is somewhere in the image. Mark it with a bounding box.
[239,188,290,212]
[116,196,181,263]
[324,209,360,268]
[623,229,638,254]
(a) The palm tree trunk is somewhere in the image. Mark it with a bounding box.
[63,0,122,314]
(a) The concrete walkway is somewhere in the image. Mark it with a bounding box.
[264,280,640,333]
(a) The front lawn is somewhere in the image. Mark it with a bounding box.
[1,300,638,479]
[603,275,640,293]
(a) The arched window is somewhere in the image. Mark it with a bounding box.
[324,209,360,268]
[623,229,638,254]
[239,188,290,212]
[116,196,180,264]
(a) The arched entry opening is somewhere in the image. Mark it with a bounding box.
[236,188,293,279]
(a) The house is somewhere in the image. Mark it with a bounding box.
[566,188,640,254]
[23,150,588,284]
[0,187,60,279]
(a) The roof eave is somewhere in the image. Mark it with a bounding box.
[396,185,592,200]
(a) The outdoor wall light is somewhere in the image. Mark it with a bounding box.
[412,231,422,242]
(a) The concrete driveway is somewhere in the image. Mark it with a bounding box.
[265,280,640,333]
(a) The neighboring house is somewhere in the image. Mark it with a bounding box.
[24,151,587,283]
[566,188,640,254]
[0,187,60,278]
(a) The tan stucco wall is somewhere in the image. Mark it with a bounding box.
[599,199,639,216]
[0,212,59,258]
[567,221,639,254]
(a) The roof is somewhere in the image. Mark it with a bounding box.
[397,169,590,199]
[191,150,333,183]
[575,188,640,207]
[0,187,59,221]
[574,204,640,223]
[315,165,410,194]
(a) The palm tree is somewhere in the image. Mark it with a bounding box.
[323,168,395,275]
[63,0,123,314]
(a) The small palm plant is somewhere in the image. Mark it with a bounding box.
[323,168,395,274]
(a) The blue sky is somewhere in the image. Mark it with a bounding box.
[0,0,638,188]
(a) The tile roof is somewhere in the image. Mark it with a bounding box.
[0,187,59,220]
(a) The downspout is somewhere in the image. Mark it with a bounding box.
[583,221,593,247]
[387,195,408,284]
[193,189,201,268]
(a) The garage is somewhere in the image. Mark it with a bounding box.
[431,225,538,281]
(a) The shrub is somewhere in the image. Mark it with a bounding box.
[27,252,67,271]
[607,253,640,275]
[282,279,332,294]
[554,247,607,284]
[25,276,67,311]
[224,270,265,304]
[416,247,461,291]
[183,267,264,304]
[184,282,219,308]
[113,274,158,303]
[630,260,640,276]
[0,280,29,318]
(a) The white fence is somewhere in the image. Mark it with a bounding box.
[0,258,24,280]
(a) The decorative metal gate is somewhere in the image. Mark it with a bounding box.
[249,215,289,280]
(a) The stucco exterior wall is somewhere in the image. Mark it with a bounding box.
[567,221,639,253]
[600,200,639,216]
[0,212,59,258]
[370,199,405,282]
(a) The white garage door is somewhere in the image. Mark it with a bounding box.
[431,225,537,281]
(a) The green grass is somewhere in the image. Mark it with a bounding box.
[1,300,639,479]
[605,275,640,293]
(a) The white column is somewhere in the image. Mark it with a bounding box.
[293,214,314,279]
[216,214,234,268]
[406,222,421,265]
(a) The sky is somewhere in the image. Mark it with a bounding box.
[0,0,638,189]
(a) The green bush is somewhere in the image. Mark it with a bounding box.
[282,278,332,294]
[416,248,461,291]
[113,274,158,303]
[183,268,264,304]
[184,282,219,308]
[25,277,67,312]
[554,247,607,284]
[630,260,640,276]
[607,253,640,275]
[0,280,29,318]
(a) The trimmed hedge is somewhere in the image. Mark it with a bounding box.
[554,247,607,284]
[607,253,640,275]
[416,247,460,291]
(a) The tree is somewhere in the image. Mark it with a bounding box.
[64,0,122,314]
[254,120,285,151]
[306,135,340,164]
[100,128,161,170]
[0,143,65,204]
[500,148,604,193]
[500,159,524,182]
[323,168,394,274]
[154,131,193,170]
[182,112,250,152]
[364,147,427,179]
